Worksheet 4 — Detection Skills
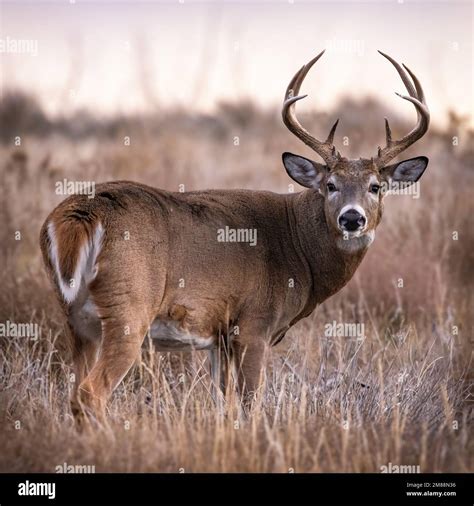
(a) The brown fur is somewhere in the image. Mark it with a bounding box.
[40,181,372,422]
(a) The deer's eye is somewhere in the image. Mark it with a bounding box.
[370,184,380,194]
[327,182,337,192]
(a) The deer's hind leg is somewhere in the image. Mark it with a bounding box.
[74,303,150,425]
[70,333,101,420]
[67,298,103,423]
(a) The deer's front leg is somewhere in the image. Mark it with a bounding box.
[208,343,229,412]
[233,334,267,410]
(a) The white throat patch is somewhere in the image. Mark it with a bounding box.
[336,229,375,253]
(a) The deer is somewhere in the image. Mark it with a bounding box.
[40,50,429,424]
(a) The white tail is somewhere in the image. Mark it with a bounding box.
[46,221,104,304]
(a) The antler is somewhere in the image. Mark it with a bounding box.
[375,51,430,168]
[282,50,341,168]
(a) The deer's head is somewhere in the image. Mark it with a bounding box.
[282,51,430,253]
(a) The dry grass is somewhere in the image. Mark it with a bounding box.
[0,96,472,473]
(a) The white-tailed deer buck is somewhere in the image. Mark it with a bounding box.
[40,50,429,423]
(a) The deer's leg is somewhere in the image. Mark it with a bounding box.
[75,310,148,424]
[70,333,101,421]
[64,303,102,423]
[72,338,100,382]
[208,339,232,411]
[233,336,267,411]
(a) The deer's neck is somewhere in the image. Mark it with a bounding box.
[287,190,369,315]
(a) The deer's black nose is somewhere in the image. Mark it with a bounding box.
[338,209,366,232]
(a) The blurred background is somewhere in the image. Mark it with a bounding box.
[1,0,472,122]
[0,0,472,473]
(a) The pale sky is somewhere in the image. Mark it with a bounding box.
[0,0,472,127]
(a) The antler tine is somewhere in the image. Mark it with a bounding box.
[326,118,339,144]
[284,66,305,100]
[291,50,325,96]
[282,50,340,167]
[403,63,426,103]
[384,117,392,143]
[375,51,430,168]
[395,92,429,115]
[378,51,417,95]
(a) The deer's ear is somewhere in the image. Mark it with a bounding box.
[282,152,327,189]
[380,156,428,188]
